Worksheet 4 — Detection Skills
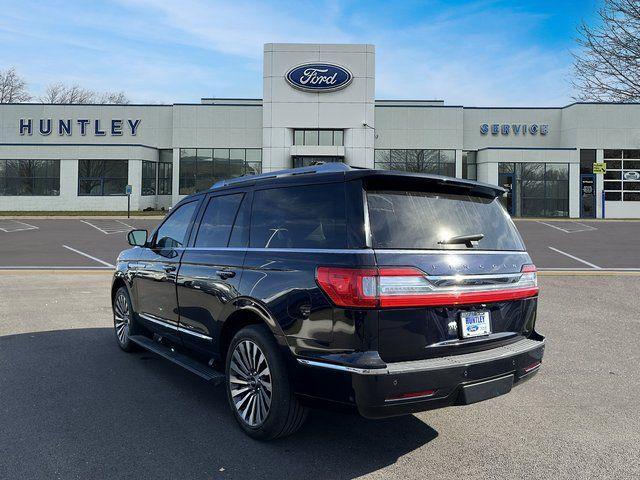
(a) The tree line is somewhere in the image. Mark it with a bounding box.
[0,67,130,104]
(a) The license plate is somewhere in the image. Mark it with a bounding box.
[460,311,491,338]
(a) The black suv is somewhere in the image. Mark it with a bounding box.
[112,163,545,440]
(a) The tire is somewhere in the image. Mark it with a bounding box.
[112,286,139,352]
[225,324,308,440]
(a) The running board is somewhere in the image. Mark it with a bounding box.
[129,335,225,386]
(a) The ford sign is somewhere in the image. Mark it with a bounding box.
[285,63,353,92]
[624,171,640,181]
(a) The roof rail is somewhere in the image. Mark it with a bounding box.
[210,162,355,189]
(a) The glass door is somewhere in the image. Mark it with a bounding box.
[498,172,515,215]
[580,174,596,218]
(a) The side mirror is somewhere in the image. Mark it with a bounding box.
[127,229,148,247]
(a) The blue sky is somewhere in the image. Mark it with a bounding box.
[0,0,599,105]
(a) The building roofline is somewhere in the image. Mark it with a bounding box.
[375,99,444,103]
[2,100,639,109]
[0,103,171,107]
[200,97,263,101]
[476,147,577,151]
[175,102,262,107]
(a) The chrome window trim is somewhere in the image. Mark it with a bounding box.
[179,246,528,255]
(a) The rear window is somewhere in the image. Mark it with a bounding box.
[367,190,524,251]
[250,183,347,249]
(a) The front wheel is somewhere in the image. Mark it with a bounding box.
[113,286,138,352]
[225,324,308,440]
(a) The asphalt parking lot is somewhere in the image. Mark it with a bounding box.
[0,217,638,271]
[1,272,638,479]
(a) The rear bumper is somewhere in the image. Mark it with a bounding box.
[297,336,545,419]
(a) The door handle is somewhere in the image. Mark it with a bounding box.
[216,269,236,279]
[163,265,177,272]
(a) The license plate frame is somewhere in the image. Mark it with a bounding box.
[459,310,491,338]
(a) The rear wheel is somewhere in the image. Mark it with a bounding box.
[113,286,138,352]
[225,324,307,440]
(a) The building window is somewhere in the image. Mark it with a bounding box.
[603,149,640,201]
[78,160,128,196]
[158,164,172,195]
[293,156,342,168]
[158,149,173,195]
[462,151,477,180]
[141,161,157,196]
[580,149,596,175]
[499,162,569,217]
[293,129,344,146]
[0,160,60,196]
[374,149,456,177]
[179,148,262,195]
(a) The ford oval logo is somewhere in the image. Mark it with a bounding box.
[623,171,640,181]
[285,63,353,92]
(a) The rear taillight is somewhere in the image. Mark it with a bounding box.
[520,264,538,288]
[316,265,539,309]
[315,267,378,308]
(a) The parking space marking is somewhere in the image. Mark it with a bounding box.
[548,246,601,269]
[536,220,598,233]
[0,220,39,233]
[81,219,134,235]
[62,245,115,268]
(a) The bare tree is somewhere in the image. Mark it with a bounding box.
[40,82,131,104]
[40,83,95,104]
[573,0,640,101]
[96,90,130,104]
[0,67,32,103]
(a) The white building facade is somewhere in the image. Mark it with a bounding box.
[1,43,639,218]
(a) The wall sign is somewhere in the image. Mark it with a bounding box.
[19,118,141,136]
[480,123,549,136]
[593,162,607,174]
[285,63,353,92]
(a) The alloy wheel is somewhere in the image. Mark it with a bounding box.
[229,340,273,427]
[114,292,131,345]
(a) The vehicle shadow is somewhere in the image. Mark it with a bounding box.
[0,328,438,480]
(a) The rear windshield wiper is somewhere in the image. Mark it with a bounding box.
[438,233,484,248]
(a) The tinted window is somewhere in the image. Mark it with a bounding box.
[195,194,244,248]
[251,183,347,249]
[367,190,524,251]
[0,159,60,196]
[155,201,199,249]
[229,194,252,247]
[179,148,262,195]
[142,161,157,196]
[78,160,128,196]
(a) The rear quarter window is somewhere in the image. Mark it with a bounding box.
[250,183,347,249]
[367,190,524,251]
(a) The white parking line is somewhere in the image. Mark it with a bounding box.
[81,219,134,235]
[548,246,602,269]
[0,220,39,233]
[536,220,598,233]
[62,245,115,268]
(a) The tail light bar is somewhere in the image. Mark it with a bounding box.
[316,264,538,309]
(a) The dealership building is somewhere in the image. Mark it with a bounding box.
[1,43,640,218]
